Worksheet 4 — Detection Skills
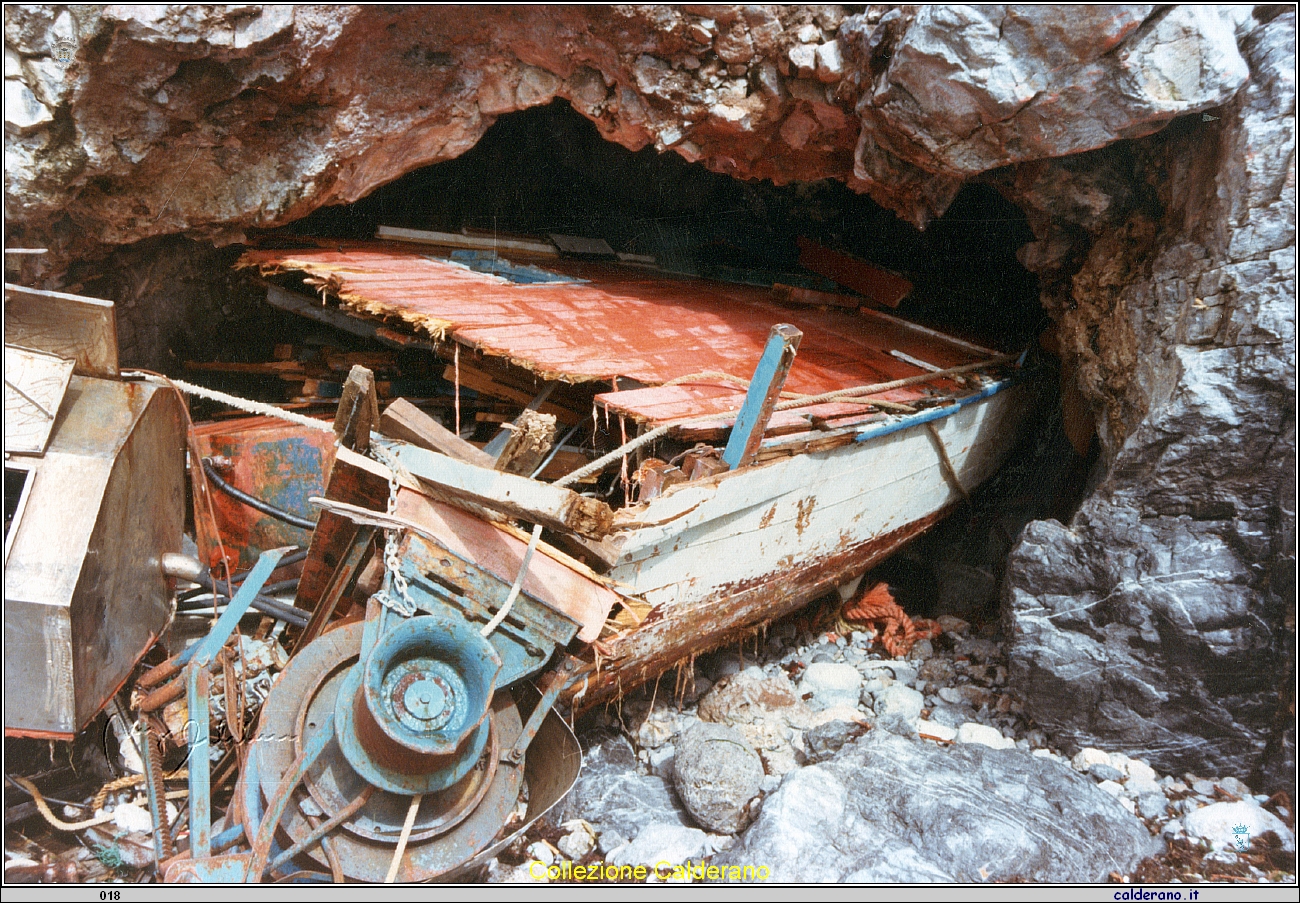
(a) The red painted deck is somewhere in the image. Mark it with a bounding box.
[241,239,989,425]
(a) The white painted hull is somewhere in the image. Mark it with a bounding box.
[609,380,1031,610]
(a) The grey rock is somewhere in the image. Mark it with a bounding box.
[1003,12,1295,793]
[1219,775,1253,798]
[647,744,675,779]
[1138,793,1169,820]
[554,733,693,840]
[1193,779,1217,796]
[804,718,868,763]
[597,830,627,857]
[672,723,763,835]
[798,662,862,711]
[610,822,708,869]
[927,701,978,729]
[718,729,1161,882]
[873,683,924,734]
[1089,763,1126,783]
[697,670,816,731]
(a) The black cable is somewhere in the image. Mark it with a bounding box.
[176,550,310,604]
[176,593,310,629]
[201,458,317,531]
[179,570,311,628]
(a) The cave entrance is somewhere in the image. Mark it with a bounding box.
[124,99,1086,627]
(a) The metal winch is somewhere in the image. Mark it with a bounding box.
[231,505,584,883]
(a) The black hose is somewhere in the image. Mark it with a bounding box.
[176,553,307,604]
[179,570,311,628]
[177,593,310,629]
[201,458,317,531]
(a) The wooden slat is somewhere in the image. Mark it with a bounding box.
[795,238,912,308]
[379,398,496,467]
[391,444,616,540]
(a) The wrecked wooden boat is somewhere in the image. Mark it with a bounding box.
[199,234,1033,880]
[240,236,1034,704]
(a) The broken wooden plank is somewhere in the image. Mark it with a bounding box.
[795,238,912,309]
[492,409,556,476]
[388,443,616,540]
[484,383,556,458]
[441,364,582,425]
[264,283,425,349]
[377,225,558,257]
[722,324,802,470]
[333,365,379,452]
[771,282,862,310]
[379,398,496,468]
[4,283,118,378]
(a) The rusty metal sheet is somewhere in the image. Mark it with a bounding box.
[4,283,119,378]
[192,416,336,571]
[4,345,75,455]
[238,241,987,420]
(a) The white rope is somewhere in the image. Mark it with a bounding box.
[481,522,542,638]
[126,373,336,434]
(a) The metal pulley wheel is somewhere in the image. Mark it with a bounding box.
[238,621,525,882]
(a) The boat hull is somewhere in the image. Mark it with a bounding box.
[570,379,1032,706]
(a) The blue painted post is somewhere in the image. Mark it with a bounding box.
[187,663,211,860]
[179,546,287,670]
[722,324,803,470]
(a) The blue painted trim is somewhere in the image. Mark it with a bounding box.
[723,330,797,469]
[756,374,1021,451]
[849,378,1015,444]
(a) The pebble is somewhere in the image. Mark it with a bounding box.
[1072,748,1112,772]
[1097,780,1125,797]
[874,684,923,730]
[1138,793,1169,820]
[1088,762,1125,783]
[954,722,1014,750]
[527,841,554,866]
[1219,775,1252,798]
[799,662,862,710]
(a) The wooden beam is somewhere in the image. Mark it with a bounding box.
[379,398,495,468]
[388,443,616,540]
[795,238,911,309]
[377,225,558,257]
[333,365,379,452]
[722,323,803,470]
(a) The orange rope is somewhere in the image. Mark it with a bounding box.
[841,582,941,658]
